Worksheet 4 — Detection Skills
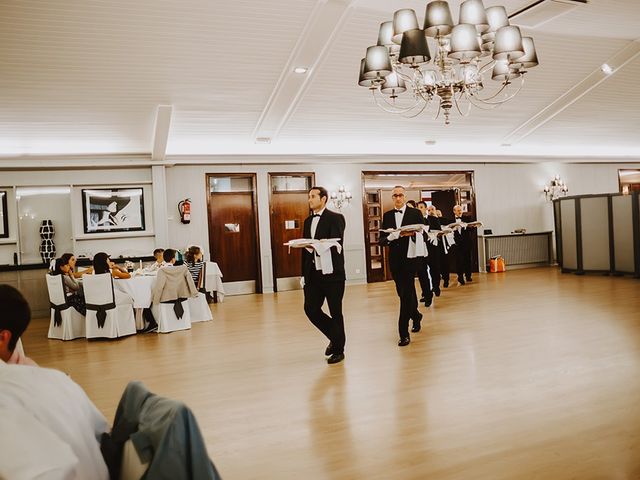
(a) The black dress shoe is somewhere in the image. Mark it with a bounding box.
[398,337,410,347]
[419,296,425,303]
[424,296,433,307]
[466,276,473,282]
[327,353,345,364]
[413,311,423,322]
[411,321,421,333]
[434,288,441,297]
[325,342,333,356]
[458,278,466,285]
[141,322,158,333]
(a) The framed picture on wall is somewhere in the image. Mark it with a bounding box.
[0,190,8,238]
[82,188,146,234]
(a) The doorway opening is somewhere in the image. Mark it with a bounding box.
[362,171,477,283]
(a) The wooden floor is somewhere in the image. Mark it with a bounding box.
[23,268,640,480]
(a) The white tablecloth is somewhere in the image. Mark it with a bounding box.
[203,262,225,302]
[114,275,157,309]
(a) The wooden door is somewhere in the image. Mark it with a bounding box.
[270,192,309,288]
[269,174,313,291]
[208,188,260,291]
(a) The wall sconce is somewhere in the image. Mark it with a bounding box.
[330,185,352,210]
[543,175,568,201]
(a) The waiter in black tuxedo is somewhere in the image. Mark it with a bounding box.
[302,186,347,364]
[379,186,425,346]
[417,201,442,298]
[447,204,474,285]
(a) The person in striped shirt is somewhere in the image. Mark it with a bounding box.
[184,246,204,288]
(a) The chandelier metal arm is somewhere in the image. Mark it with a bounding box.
[372,88,424,114]
[472,75,526,104]
[454,92,472,117]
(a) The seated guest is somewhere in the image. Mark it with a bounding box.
[152,249,198,304]
[184,246,204,287]
[62,252,93,278]
[93,252,131,279]
[52,255,87,315]
[0,287,110,480]
[146,248,166,272]
[0,285,37,366]
[92,252,134,305]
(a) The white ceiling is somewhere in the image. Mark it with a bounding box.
[0,0,638,160]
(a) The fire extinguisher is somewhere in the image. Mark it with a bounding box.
[178,198,191,224]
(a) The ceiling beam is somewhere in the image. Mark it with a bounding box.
[151,105,173,161]
[252,0,356,143]
[503,39,640,145]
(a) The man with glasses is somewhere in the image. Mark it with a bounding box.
[379,186,426,347]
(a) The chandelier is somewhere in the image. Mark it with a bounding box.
[358,0,539,125]
[543,175,568,201]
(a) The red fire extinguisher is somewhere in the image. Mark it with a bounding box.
[178,198,191,224]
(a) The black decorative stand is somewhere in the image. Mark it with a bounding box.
[39,219,56,265]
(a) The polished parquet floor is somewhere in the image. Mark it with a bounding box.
[23,268,640,480]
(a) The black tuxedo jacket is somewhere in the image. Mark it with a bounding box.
[301,209,346,283]
[424,214,441,254]
[379,206,424,272]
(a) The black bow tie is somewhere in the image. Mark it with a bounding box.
[394,209,403,214]
[312,214,320,218]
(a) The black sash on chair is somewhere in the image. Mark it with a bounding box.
[86,301,116,328]
[50,302,71,327]
[161,298,187,319]
[50,275,71,327]
[86,277,117,328]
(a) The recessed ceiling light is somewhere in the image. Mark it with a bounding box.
[424,140,437,145]
[601,63,614,75]
[501,143,511,147]
[293,67,308,74]
[255,137,271,144]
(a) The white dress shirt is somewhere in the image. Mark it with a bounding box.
[310,207,326,271]
[387,205,407,242]
[0,361,109,480]
[310,207,325,239]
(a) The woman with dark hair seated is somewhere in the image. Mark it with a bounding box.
[184,246,204,288]
[52,256,87,315]
[60,252,93,278]
[92,252,134,305]
[93,252,131,279]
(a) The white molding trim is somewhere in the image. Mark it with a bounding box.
[151,105,173,161]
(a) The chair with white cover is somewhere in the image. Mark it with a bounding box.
[188,293,212,323]
[151,298,192,333]
[188,264,212,323]
[46,274,86,340]
[84,273,136,339]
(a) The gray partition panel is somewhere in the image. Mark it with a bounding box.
[560,199,577,269]
[612,195,635,273]
[580,196,610,271]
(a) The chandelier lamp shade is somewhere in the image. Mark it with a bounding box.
[358,0,540,124]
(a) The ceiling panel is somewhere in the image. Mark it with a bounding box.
[0,0,317,155]
[523,56,640,150]
[0,0,638,158]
